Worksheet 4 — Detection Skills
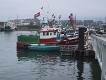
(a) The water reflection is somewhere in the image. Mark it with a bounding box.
[16,49,101,80]
[17,48,61,62]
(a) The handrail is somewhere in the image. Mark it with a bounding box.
[91,34,106,80]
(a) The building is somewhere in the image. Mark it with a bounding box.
[84,20,94,26]
[9,18,40,26]
[22,18,40,26]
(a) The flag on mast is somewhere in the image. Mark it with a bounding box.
[34,12,40,18]
[68,13,74,24]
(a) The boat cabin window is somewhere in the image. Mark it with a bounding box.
[50,32,52,35]
[43,32,45,36]
[54,32,56,35]
[43,32,49,36]
[46,32,49,35]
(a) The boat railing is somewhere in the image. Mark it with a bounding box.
[91,34,106,80]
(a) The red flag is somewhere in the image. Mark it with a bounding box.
[69,13,73,19]
[68,13,74,23]
[34,12,40,18]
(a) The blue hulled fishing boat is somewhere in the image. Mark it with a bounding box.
[28,45,60,51]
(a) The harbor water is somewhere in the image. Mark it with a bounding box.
[0,31,101,80]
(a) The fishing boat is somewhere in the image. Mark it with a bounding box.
[17,17,60,48]
[17,16,79,50]
[28,45,60,51]
[3,21,16,31]
[17,27,78,48]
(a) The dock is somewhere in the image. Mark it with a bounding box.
[59,44,94,57]
[60,33,106,80]
[59,27,94,57]
[91,34,106,80]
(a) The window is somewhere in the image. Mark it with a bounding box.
[50,32,52,35]
[46,32,49,35]
[43,32,45,36]
[54,32,56,35]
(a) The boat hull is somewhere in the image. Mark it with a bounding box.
[17,35,39,48]
[28,45,60,51]
[17,42,26,48]
[57,37,79,45]
[40,38,57,43]
[3,29,14,32]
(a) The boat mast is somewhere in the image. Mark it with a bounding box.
[17,14,18,26]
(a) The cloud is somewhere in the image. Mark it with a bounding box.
[0,0,106,21]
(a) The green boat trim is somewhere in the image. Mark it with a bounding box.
[18,35,40,43]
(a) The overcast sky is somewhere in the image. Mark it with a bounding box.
[0,0,106,21]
